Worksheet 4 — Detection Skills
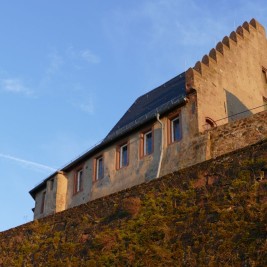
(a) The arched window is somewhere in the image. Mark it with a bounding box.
[205,117,217,130]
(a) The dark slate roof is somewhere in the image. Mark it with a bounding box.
[104,72,186,141]
[29,72,187,198]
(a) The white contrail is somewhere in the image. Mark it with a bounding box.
[0,153,57,172]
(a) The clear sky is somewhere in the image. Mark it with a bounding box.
[0,0,266,231]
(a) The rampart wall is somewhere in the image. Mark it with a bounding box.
[0,136,266,266]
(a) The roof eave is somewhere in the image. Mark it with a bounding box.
[29,92,191,196]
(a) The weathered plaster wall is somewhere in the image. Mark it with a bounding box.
[89,121,161,201]
[44,179,56,216]
[161,110,267,176]
[160,94,202,176]
[33,189,47,219]
[34,172,68,220]
[63,100,198,210]
[55,172,68,213]
[33,107,267,219]
[186,19,267,131]
[63,120,162,210]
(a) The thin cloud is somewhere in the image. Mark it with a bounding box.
[73,98,94,114]
[66,46,100,64]
[1,79,33,96]
[47,52,64,75]
[0,153,57,172]
[80,49,100,64]
[79,102,94,113]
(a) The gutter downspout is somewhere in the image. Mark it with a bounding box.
[156,113,164,178]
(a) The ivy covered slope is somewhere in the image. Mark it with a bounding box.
[0,140,266,267]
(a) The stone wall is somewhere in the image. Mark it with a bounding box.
[0,139,266,266]
[209,110,267,158]
[186,19,267,132]
[32,110,267,220]
[161,110,267,176]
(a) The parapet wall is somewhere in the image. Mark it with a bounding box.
[0,136,266,266]
[210,110,267,158]
[186,18,267,131]
[161,110,267,176]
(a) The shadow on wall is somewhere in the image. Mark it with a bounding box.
[225,90,253,121]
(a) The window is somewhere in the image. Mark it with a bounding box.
[116,142,129,169]
[140,128,153,158]
[171,117,182,142]
[95,156,104,181]
[205,117,217,130]
[74,168,83,194]
[40,191,46,214]
[168,111,182,144]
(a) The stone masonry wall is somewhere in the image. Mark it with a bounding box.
[0,138,266,266]
[209,110,267,158]
[186,19,267,132]
[161,110,267,176]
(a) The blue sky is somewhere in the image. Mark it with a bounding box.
[0,0,267,231]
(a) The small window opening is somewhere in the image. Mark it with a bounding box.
[116,142,129,169]
[74,168,83,194]
[171,116,182,142]
[140,128,153,158]
[120,144,128,168]
[95,156,104,180]
[205,117,217,130]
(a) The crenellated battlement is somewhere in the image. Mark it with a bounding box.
[186,18,266,87]
[186,18,267,131]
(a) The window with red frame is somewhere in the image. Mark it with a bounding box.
[169,114,182,143]
[140,129,153,157]
[116,142,129,169]
[95,156,104,180]
[74,168,83,194]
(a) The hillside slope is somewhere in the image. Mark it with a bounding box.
[0,140,266,266]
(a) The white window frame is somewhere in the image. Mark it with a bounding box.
[96,156,104,180]
[171,116,181,143]
[144,130,153,156]
[120,143,128,168]
[76,169,83,193]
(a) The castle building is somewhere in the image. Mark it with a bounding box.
[29,19,267,220]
